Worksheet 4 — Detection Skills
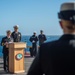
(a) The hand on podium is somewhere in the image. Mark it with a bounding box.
[4,42,9,48]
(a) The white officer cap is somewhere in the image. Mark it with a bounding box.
[33,31,36,34]
[60,2,75,11]
[13,25,19,29]
[58,2,75,24]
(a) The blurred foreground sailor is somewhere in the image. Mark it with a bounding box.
[1,30,13,72]
[11,25,21,42]
[27,2,75,75]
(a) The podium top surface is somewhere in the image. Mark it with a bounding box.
[8,42,26,48]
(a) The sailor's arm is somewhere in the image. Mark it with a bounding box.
[1,38,8,46]
[44,35,47,41]
[19,33,21,41]
[1,38,5,46]
[29,36,33,42]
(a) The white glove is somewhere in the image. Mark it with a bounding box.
[32,40,35,43]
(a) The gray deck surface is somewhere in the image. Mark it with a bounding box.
[0,57,34,75]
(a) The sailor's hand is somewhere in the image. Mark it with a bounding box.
[4,42,8,45]
[32,40,35,43]
[4,42,8,48]
[6,44,8,48]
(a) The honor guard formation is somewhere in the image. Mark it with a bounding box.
[29,30,46,57]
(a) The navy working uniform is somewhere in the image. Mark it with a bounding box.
[29,33,38,57]
[38,31,46,46]
[1,36,13,71]
[27,2,75,75]
[11,32,21,42]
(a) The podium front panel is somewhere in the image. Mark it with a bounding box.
[14,48,24,73]
[8,42,26,73]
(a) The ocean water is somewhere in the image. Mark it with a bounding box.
[0,35,60,57]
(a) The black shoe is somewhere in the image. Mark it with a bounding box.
[4,70,7,73]
[6,70,9,73]
[4,69,6,71]
[4,69,9,73]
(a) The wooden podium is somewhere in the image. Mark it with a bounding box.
[8,42,26,73]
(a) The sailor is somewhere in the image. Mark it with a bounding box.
[1,30,13,72]
[29,32,38,57]
[11,25,21,42]
[38,30,47,46]
[27,2,75,75]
